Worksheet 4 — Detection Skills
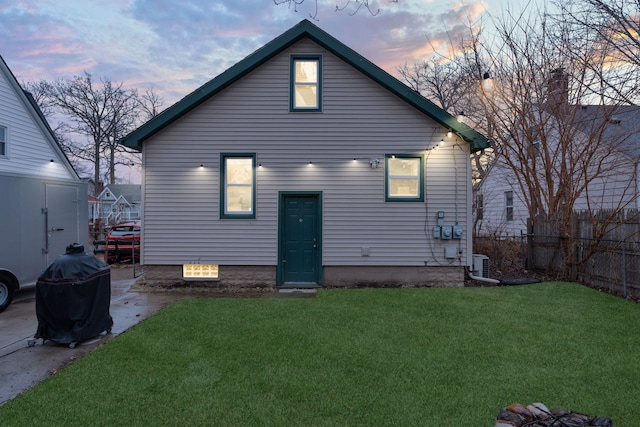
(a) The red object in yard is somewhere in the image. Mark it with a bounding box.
[104,221,140,264]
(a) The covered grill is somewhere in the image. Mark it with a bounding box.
[34,243,113,348]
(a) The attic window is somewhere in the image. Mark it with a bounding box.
[0,126,6,157]
[290,55,322,112]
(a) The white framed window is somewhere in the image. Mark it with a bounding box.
[0,126,7,157]
[220,153,256,219]
[505,191,514,221]
[385,154,424,202]
[290,55,321,111]
[476,194,484,220]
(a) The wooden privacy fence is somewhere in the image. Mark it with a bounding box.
[528,210,640,298]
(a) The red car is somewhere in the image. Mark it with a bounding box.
[102,222,141,264]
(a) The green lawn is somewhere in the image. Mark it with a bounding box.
[2,282,639,426]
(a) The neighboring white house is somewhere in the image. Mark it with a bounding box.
[120,20,491,288]
[89,184,141,225]
[0,54,88,311]
[476,99,640,237]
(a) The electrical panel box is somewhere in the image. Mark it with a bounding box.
[445,246,457,259]
[453,225,463,239]
[433,226,441,239]
[441,226,453,239]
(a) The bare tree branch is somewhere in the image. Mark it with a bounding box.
[24,73,162,188]
[273,0,396,19]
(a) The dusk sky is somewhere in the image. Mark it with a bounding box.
[1,0,520,106]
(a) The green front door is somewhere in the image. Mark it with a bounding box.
[278,193,322,286]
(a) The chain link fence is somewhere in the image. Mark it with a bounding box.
[474,227,639,299]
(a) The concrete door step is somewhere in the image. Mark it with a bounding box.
[278,288,317,296]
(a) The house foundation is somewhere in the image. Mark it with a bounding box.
[140,265,464,288]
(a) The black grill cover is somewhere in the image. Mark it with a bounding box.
[35,244,113,344]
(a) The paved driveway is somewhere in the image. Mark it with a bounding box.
[0,266,181,406]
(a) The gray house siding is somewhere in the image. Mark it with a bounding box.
[140,39,472,282]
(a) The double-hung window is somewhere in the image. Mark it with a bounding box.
[385,154,425,202]
[0,126,6,157]
[290,55,322,111]
[476,194,484,220]
[505,191,514,221]
[220,153,256,219]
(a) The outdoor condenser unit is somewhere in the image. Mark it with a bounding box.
[472,254,490,278]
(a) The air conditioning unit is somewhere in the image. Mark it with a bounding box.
[472,254,490,278]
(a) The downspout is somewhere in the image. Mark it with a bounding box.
[466,266,501,284]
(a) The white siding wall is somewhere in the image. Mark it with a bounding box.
[142,39,472,267]
[573,149,638,211]
[0,65,73,180]
[476,160,529,237]
[479,132,639,237]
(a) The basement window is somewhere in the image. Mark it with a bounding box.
[385,154,424,202]
[183,264,219,280]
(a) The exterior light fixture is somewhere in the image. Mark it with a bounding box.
[447,129,453,138]
[50,159,54,163]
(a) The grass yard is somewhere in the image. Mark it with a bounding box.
[2,282,639,426]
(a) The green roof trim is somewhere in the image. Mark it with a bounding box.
[119,19,491,153]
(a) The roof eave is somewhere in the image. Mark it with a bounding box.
[119,20,491,152]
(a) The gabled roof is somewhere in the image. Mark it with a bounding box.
[0,55,79,178]
[120,19,491,153]
[571,105,640,160]
[98,184,141,204]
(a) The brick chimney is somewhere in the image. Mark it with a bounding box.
[546,68,569,110]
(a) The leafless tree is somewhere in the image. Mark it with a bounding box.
[273,0,397,19]
[556,0,640,105]
[24,74,163,188]
[473,6,640,277]
[396,22,494,238]
[561,0,640,69]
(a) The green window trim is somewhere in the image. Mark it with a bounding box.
[385,154,425,202]
[220,153,257,219]
[290,54,322,112]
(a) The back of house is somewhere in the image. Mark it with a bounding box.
[120,20,490,289]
